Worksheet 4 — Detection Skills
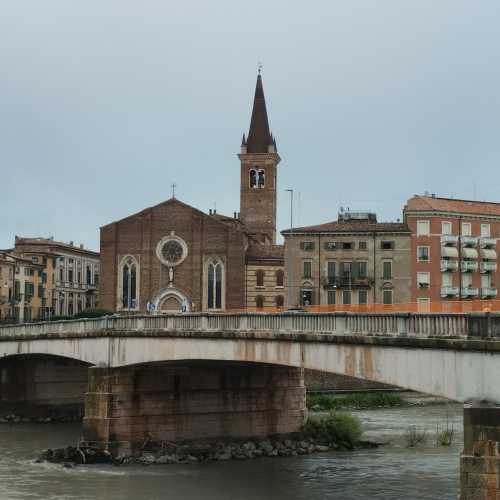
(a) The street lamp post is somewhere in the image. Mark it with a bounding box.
[285,189,294,230]
[285,188,295,307]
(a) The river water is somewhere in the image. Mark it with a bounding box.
[0,404,462,500]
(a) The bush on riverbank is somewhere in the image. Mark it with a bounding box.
[301,412,362,449]
[307,392,404,411]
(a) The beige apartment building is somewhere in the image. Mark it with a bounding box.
[0,251,44,323]
[282,211,411,307]
[404,195,500,304]
[14,237,100,317]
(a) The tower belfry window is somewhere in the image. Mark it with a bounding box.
[258,169,265,188]
[249,169,257,188]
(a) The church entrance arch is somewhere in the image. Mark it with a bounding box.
[151,288,191,313]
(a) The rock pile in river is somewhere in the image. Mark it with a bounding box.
[38,437,343,467]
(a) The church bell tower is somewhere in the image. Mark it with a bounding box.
[239,72,281,244]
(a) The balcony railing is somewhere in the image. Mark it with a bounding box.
[461,236,478,247]
[322,276,372,289]
[461,287,479,298]
[479,237,496,248]
[440,260,458,272]
[441,235,458,246]
[461,261,479,273]
[480,261,497,273]
[440,286,459,298]
[481,287,497,298]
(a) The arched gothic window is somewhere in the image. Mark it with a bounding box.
[120,256,139,310]
[275,269,284,287]
[207,258,224,310]
[256,269,265,287]
[256,295,264,309]
[249,169,257,188]
[275,295,284,308]
[257,169,265,188]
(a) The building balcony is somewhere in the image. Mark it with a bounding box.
[461,261,479,273]
[440,286,459,298]
[481,287,497,298]
[480,261,497,273]
[440,259,458,272]
[322,276,372,289]
[461,287,479,298]
[461,236,478,247]
[479,237,496,248]
[441,235,458,246]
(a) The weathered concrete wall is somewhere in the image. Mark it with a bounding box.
[461,402,500,500]
[1,330,500,402]
[0,355,88,415]
[83,362,306,455]
[304,369,397,392]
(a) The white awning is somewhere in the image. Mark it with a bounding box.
[480,248,497,260]
[462,248,478,259]
[441,247,458,258]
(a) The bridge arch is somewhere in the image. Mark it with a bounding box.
[0,332,496,402]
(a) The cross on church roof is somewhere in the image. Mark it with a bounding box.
[171,183,177,199]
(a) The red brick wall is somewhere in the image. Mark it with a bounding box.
[406,214,500,302]
[100,200,246,312]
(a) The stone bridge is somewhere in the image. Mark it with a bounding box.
[0,312,499,500]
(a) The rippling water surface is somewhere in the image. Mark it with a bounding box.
[0,404,462,500]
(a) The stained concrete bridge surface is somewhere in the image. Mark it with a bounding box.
[1,312,500,500]
[0,312,499,402]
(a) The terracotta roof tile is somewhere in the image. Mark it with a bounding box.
[281,220,409,235]
[405,195,500,217]
[246,243,284,260]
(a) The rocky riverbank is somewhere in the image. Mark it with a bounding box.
[38,436,380,467]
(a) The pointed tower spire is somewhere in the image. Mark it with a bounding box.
[246,74,273,153]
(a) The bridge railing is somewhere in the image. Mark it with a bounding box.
[0,311,474,338]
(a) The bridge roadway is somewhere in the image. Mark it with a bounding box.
[0,311,499,402]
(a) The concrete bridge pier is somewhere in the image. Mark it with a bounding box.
[82,362,306,456]
[461,402,500,499]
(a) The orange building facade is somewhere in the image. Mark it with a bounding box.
[404,195,500,305]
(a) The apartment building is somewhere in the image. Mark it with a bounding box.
[14,237,100,317]
[282,211,411,307]
[404,195,500,304]
[0,251,44,323]
[0,253,15,322]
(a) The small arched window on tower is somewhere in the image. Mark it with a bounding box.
[256,269,265,287]
[249,169,257,188]
[257,169,265,188]
[256,295,264,309]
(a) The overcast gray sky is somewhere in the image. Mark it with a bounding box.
[2,1,500,251]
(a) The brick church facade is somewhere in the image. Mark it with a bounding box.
[99,74,285,313]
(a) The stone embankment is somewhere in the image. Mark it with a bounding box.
[0,413,81,424]
[39,436,378,467]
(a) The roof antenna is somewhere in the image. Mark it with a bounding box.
[171,183,177,199]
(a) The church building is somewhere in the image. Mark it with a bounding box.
[99,74,285,313]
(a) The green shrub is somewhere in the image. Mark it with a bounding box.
[72,309,113,319]
[48,315,71,322]
[307,392,403,411]
[301,412,362,449]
